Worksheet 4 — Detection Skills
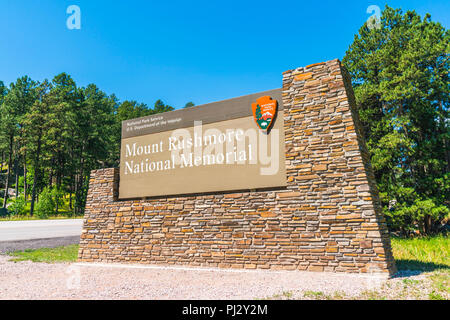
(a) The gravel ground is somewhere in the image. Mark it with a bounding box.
[0,254,406,300]
[0,236,80,253]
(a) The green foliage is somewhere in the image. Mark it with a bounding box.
[0,81,7,105]
[385,199,449,234]
[35,188,53,218]
[8,196,27,216]
[343,6,449,235]
[35,186,60,218]
[0,207,8,217]
[255,104,262,119]
[18,176,24,188]
[115,100,151,123]
[184,101,195,108]
[153,99,174,114]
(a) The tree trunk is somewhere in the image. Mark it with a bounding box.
[23,152,27,200]
[424,215,433,235]
[440,101,450,174]
[55,195,59,214]
[55,156,65,215]
[14,138,22,200]
[48,163,53,187]
[69,174,74,210]
[14,161,19,200]
[30,174,37,216]
[30,138,42,216]
[2,137,13,208]
[76,154,85,215]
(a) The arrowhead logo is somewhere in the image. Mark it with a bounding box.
[252,96,278,132]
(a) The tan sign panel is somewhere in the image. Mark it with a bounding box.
[119,89,287,199]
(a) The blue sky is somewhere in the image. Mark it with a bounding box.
[0,0,448,109]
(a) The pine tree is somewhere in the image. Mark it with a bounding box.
[255,104,262,120]
[23,81,52,215]
[0,76,38,207]
[343,6,449,235]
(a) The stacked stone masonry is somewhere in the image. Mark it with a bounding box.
[78,59,397,274]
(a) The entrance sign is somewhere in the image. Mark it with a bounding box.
[119,89,287,199]
[80,60,397,275]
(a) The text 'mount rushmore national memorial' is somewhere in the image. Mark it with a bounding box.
[119,88,287,199]
[78,59,397,275]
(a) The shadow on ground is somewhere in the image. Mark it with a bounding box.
[394,259,449,277]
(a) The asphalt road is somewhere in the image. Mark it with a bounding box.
[0,219,83,253]
[0,219,83,241]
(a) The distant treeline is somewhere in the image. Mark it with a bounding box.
[0,73,194,216]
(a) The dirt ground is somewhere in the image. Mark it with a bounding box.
[2,254,445,300]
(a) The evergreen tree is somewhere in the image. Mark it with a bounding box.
[0,76,38,207]
[45,73,80,212]
[72,84,116,213]
[0,81,8,175]
[255,104,262,120]
[116,100,151,123]
[23,81,52,215]
[0,81,6,104]
[153,99,174,114]
[343,6,449,235]
[184,102,195,108]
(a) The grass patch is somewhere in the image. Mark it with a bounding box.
[261,235,449,300]
[391,235,449,271]
[9,244,79,263]
[303,291,329,300]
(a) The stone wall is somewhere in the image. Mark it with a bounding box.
[78,59,397,274]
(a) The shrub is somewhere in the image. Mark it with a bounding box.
[8,195,27,216]
[35,186,65,218]
[0,207,8,217]
[35,187,55,218]
[385,199,450,236]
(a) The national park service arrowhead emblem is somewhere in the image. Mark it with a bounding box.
[252,96,278,132]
